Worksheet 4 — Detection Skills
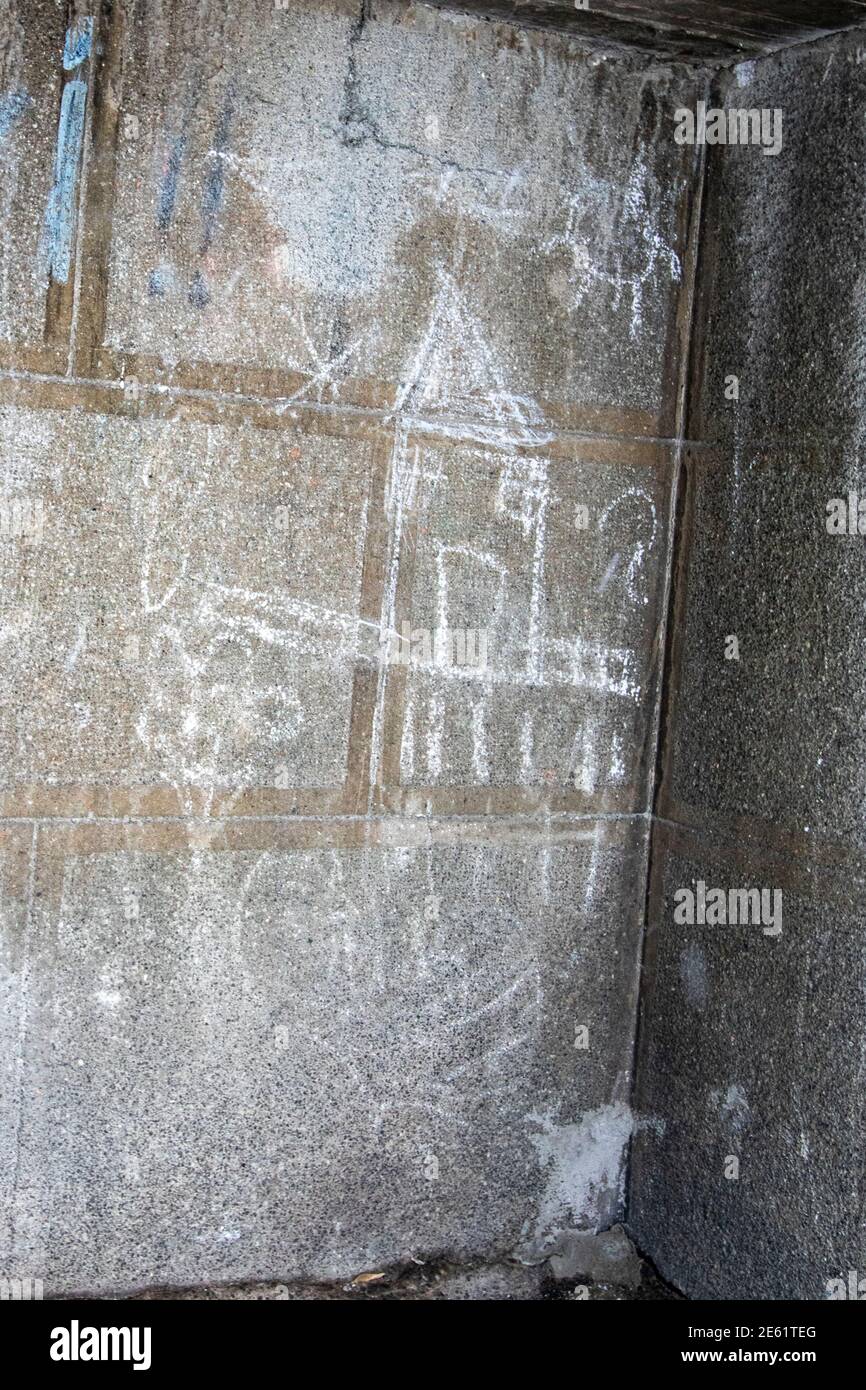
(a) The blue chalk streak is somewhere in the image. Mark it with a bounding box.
[63,17,93,70]
[157,133,187,231]
[41,79,88,284]
[0,88,31,141]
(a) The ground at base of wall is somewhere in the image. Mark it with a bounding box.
[68,1231,683,1301]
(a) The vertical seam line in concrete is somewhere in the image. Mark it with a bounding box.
[623,100,709,1215]
[366,419,407,811]
[8,822,39,1254]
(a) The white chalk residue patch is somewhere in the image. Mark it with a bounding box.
[525,1102,635,1242]
[522,1103,668,1254]
[710,1083,751,1135]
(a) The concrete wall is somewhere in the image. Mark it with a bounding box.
[629,37,866,1299]
[0,0,697,1294]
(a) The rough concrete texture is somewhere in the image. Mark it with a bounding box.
[106,1235,677,1297]
[572,0,866,53]
[97,0,695,430]
[0,402,671,815]
[0,0,694,1296]
[631,838,866,1300]
[693,37,866,450]
[8,825,651,1294]
[7,0,860,1304]
[377,435,673,811]
[0,0,68,360]
[0,406,376,799]
[666,448,866,847]
[546,1221,641,1284]
[630,28,866,1300]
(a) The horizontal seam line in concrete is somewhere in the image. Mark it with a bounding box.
[650,811,866,876]
[0,810,650,826]
[0,368,712,451]
[685,430,866,454]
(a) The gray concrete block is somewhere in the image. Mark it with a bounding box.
[666,448,866,849]
[693,37,866,449]
[101,0,694,423]
[0,404,376,804]
[0,0,69,353]
[4,821,648,1294]
[546,1221,641,1284]
[378,432,672,808]
[630,838,866,1300]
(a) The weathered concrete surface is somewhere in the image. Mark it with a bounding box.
[123,1262,548,1299]
[0,405,376,801]
[111,1228,677,1297]
[546,1221,641,1284]
[665,448,866,847]
[106,1241,676,1297]
[632,834,866,1300]
[0,0,690,1295]
[0,827,29,1225]
[630,32,866,1300]
[98,0,696,432]
[0,0,68,363]
[124,1262,547,1299]
[692,41,866,451]
[7,824,649,1294]
[0,399,669,817]
[376,433,673,812]
[17,0,863,1305]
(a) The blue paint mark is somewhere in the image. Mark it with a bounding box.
[200,86,235,253]
[156,132,187,232]
[188,270,210,308]
[0,88,31,142]
[63,17,93,71]
[41,80,88,284]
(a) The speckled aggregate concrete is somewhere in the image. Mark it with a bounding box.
[0,0,694,1296]
[632,836,866,1300]
[630,32,866,1300]
[10,826,649,1293]
[5,0,861,1304]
